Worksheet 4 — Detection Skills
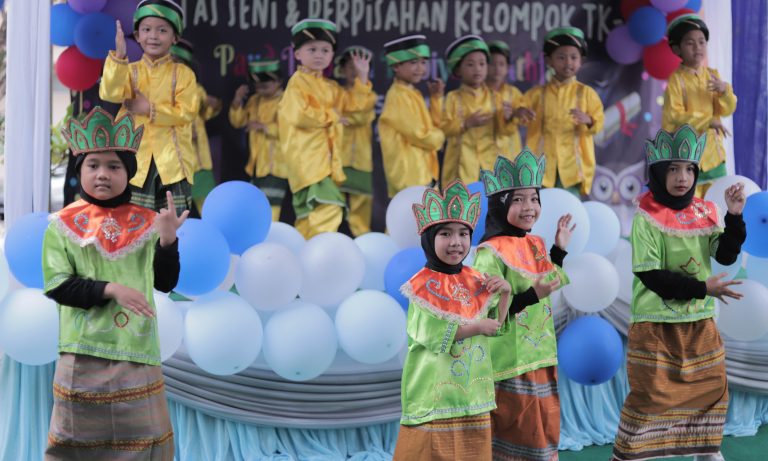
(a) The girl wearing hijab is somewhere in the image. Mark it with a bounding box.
[472,148,574,461]
[610,125,746,461]
[393,180,511,461]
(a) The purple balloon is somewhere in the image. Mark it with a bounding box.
[102,0,140,35]
[606,25,643,65]
[650,0,688,13]
[68,0,107,15]
[126,37,143,62]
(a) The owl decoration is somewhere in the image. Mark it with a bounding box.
[589,160,646,237]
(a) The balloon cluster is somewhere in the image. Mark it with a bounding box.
[606,0,702,79]
[52,0,142,91]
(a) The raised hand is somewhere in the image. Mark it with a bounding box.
[104,282,154,317]
[426,78,445,97]
[706,273,743,305]
[710,120,731,138]
[115,20,126,59]
[351,48,371,84]
[724,182,746,215]
[707,75,727,93]
[156,191,190,247]
[484,275,511,295]
[464,111,493,128]
[233,84,249,107]
[125,89,151,116]
[570,108,593,127]
[554,214,576,250]
[532,276,561,300]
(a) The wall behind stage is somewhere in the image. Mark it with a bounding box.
[180,0,662,234]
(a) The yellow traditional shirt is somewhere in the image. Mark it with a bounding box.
[229,90,285,179]
[378,80,444,197]
[491,82,524,159]
[431,84,498,184]
[521,77,605,195]
[99,52,199,187]
[340,85,377,172]
[191,84,220,171]
[662,66,737,172]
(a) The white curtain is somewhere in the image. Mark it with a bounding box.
[3,0,50,227]
[703,0,734,173]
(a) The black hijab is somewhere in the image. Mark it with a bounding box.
[479,189,540,243]
[422,223,473,275]
[647,161,699,210]
[74,151,137,208]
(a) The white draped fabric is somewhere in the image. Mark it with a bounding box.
[704,0,735,172]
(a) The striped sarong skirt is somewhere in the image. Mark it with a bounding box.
[45,353,174,461]
[393,413,493,461]
[611,319,728,461]
[491,366,560,461]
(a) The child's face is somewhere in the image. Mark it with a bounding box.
[505,188,541,231]
[254,80,281,96]
[433,223,471,265]
[673,29,707,68]
[294,40,334,72]
[546,45,582,81]
[665,161,696,196]
[487,52,509,84]
[457,51,488,88]
[136,17,177,61]
[393,58,428,85]
[80,152,128,200]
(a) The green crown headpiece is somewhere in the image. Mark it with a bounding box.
[480,149,546,196]
[61,107,144,156]
[412,180,482,235]
[645,124,706,165]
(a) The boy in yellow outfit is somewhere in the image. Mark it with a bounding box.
[99,0,198,214]
[278,18,373,238]
[516,27,604,197]
[337,46,378,236]
[431,35,498,185]
[378,35,445,198]
[663,14,737,198]
[486,40,523,159]
[230,58,287,221]
[170,38,222,215]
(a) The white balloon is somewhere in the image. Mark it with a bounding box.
[610,239,634,304]
[532,188,590,255]
[386,185,426,249]
[354,232,401,290]
[0,288,59,365]
[236,243,302,310]
[712,252,743,281]
[264,222,306,255]
[583,201,621,256]
[335,290,407,364]
[216,255,240,292]
[153,291,184,361]
[185,292,263,375]
[299,232,365,307]
[717,279,768,341]
[263,301,338,381]
[563,253,620,313]
[0,249,10,302]
[550,288,567,316]
[704,175,762,217]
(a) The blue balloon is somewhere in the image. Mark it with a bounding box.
[384,247,427,309]
[176,218,231,296]
[74,12,116,59]
[51,4,83,46]
[627,6,667,46]
[467,181,488,245]
[743,192,768,258]
[557,316,623,386]
[685,0,702,12]
[202,181,271,255]
[4,212,49,288]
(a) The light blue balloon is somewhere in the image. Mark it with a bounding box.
[743,192,768,258]
[4,212,49,288]
[176,218,230,296]
[745,254,768,286]
[384,247,427,309]
[467,181,488,245]
[0,288,59,365]
[202,181,272,255]
[711,252,743,281]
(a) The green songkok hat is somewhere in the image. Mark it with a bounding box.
[291,18,338,50]
[445,35,490,72]
[383,35,430,66]
[61,107,144,156]
[134,0,184,35]
[544,27,587,56]
[487,39,511,61]
[412,180,482,235]
[248,58,282,82]
[645,124,706,165]
[667,13,709,46]
[480,149,546,196]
